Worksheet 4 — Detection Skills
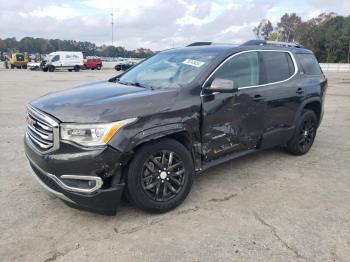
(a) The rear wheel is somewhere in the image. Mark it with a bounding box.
[96,65,102,70]
[286,110,318,155]
[22,65,27,69]
[74,65,80,72]
[48,65,55,72]
[126,138,194,213]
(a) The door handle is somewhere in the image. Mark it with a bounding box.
[296,88,304,95]
[253,94,264,102]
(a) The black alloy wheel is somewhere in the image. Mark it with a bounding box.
[286,109,318,155]
[297,117,316,153]
[141,150,185,202]
[126,138,194,213]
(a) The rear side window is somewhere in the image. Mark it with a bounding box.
[260,51,295,84]
[213,51,259,88]
[297,53,322,75]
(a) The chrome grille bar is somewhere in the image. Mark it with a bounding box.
[26,105,59,152]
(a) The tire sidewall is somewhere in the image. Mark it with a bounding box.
[288,110,318,155]
[126,139,194,212]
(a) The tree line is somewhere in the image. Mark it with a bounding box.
[253,13,350,63]
[0,37,153,58]
[1,13,349,63]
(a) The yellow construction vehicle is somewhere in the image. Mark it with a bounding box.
[8,53,29,69]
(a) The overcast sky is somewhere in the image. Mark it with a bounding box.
[0,0,349,50]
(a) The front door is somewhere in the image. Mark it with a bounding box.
[201,51,266,161]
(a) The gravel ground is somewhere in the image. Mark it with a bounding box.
[0,69,349,262]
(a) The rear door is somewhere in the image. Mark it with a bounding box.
[257,50,300,146]
[201,51,266,160]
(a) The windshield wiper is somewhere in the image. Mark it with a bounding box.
[118,80,154,90]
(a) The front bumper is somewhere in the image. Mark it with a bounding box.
[25,136,125,216]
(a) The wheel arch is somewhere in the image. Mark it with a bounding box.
[112,123,199,171]
[295,97,322,127]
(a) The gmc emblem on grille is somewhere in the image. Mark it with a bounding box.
[26,116,36,128]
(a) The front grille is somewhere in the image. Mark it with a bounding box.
[26,106,59,152]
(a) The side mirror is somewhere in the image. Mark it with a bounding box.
[207,78,238,93]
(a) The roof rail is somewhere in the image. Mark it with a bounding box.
[242,40,304,48]
[187,42,213,47]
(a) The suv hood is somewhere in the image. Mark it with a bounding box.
[31,80,177,123]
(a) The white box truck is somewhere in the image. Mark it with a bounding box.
[42,51,84,72]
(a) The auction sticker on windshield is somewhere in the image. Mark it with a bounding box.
[182,59,205,68]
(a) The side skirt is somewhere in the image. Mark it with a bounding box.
[259,127,295,150]
[198,148,257,174]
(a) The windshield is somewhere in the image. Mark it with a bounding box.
[118,51,216,89]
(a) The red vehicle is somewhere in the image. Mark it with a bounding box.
[84,58,102,70]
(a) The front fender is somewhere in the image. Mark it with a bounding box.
[109,122,196,154]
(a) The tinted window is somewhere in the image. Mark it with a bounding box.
[51,55,59,62]
[260,51,295,84]
[297,53,322,75]
[213,52,259,88]
[16,54,24,61]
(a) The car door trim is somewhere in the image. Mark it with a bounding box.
[201,49,299,91]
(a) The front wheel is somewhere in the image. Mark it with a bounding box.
[74,65,80,72]
[286,110,318,155]
[126,138,194,213]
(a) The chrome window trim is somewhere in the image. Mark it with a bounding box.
[202,49,299,91]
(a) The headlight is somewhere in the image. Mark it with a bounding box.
[60,118,137,147]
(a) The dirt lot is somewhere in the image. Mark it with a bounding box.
[0,69,349,262]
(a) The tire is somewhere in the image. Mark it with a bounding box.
[96,65,101,70]
[48,65,55,72]
[286,109,318,155]
[43,67,48,72]
[74,65,80,72]
[22,65,27,69]
[126,138,194,213]
[11,64,15,69]
[68,69,73,72]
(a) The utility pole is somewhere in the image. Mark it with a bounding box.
[111,11,114,46]
[110,0,114,46]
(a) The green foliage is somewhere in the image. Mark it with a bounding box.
[277,13,302,42]
[253,19,273,40]
[255,13,350,63]
[0,37,153,58]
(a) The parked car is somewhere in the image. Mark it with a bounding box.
[84,57,102,70]
[42,51,83,72]
[28,61,42,71]
[24,40,327,215]
[8,53,28,69]
[114,60,137,71]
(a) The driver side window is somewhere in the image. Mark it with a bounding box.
[213,52,259,88]
[52,55,60,62]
